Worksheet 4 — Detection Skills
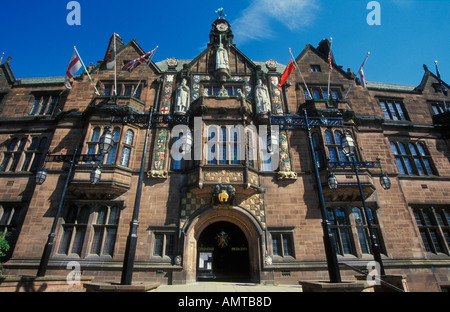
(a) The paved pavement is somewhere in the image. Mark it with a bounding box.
[156,281,302,292]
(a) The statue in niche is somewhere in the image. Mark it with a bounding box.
[236,88,245,99]
[255,79,271,114]
[216,36,229,70]
[174,78,190,114]
[217,85,229,97]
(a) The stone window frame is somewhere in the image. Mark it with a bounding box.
[0,202,22,258]
[378,98,409,121]
[310,64,322,73]
[303,86,341,101]
[0,135,48,173]
[28,93,59,116]
[206,125,244,166]
[101,81,143,99]
[201,82,245,97]
[0,203,21,236]
[326,204,386,258]
[412,205,450,256]
[148,226,177,262]
[55,201,123,259]
[84,124,137,168]
[429,100,446,116]
[268,227,296,261]
[389,140,437,176]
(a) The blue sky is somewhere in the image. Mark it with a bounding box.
[1,0,449,86]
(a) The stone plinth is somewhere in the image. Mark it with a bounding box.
[83,282,160,292]
[0,275,93,292]
[299,281,375,292]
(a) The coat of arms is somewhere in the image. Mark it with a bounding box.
[213,184,236,205]
[216,231,229,248]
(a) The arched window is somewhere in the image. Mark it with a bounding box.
[334,130,348,162]
[120,129,134,167]
[30,137,48,172]
[87,127,101,159]
[105,127,121,165]
[9,138,27,172]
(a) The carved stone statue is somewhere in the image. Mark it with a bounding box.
[216,36,229,70]
[255,79,271,114]
[174,78,190,114]
[217,85,228,97]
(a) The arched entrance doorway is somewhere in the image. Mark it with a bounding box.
[196,221,250,282]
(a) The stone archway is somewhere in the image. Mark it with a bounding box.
[197,221,250,282]
[182,207,263,284]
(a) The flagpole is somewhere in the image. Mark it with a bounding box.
[132,46,159,97]
[435,60,448,112]
[74,46,100,95]
[289,48,312,100]
[327,37,333,100]
[114,33,118,96]
[344,52,370,100]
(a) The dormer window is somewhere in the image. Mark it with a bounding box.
[102,82,143,99]
[29,94,59,116]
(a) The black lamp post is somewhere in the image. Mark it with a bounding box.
[36,130,113,277]
[108,78,189,285]
[328,131,390,276]
[269,110,343,283]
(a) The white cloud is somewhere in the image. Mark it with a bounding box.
[232,0,320,43]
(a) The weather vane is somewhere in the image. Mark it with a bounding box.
[215,7,226,18]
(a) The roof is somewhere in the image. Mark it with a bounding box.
[366,81,416,92]
[17,76,65,85]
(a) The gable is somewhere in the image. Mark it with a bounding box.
[93,36,161,75]
[0,59,16,88]
[417,64,449,96]
[295,43,352,81]
[187,44,257,75]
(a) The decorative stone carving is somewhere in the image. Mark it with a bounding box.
[166,57,178,68]
[174,78,190,114]
[147,169,168,179]
[212,184,236,205]
[265,59,278,71]
[277,171,298,180]
[217,85,229,97]
[216,23,229,32]
[255,79,271,114]
[216,36,229,71]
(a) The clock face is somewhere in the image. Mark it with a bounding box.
[216,23,228,32]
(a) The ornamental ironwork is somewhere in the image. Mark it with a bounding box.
[269,114,344,129]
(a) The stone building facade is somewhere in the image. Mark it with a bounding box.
[0,17,449,291]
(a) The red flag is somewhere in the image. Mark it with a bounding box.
[278,60,295,90]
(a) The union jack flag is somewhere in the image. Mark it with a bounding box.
[122,47,158,72]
